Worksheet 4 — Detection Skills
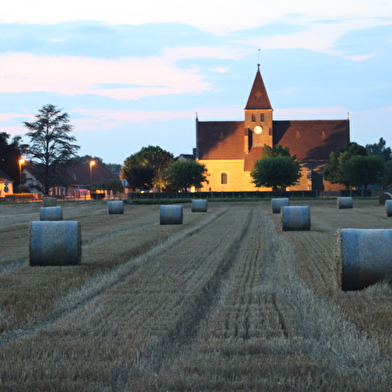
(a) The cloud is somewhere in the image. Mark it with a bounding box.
[0,52,211,100]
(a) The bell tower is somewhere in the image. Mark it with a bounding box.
[244,65,273,151]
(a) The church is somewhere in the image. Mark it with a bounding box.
[195,66,350,192]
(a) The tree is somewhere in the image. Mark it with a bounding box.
[366,137,392,162]
[122,165,155,191]
[74,155,103,164]
[0,132,26,186]
[104,163,122,173]
[342,155,386,189]
[163,160,208,192]
[23,104,80,195]
[261,144,292,158]
[325,142,367,189]
[121,146,174,191]
[251,155,301,190]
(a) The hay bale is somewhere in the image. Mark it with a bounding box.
[43,197,57,207]
[40,206,63,221]
[191,199,207,212]
[386,200,392,217]
[379,192,392,205]
[29,221,81,266]
[271,198,289,213]
[337,196,353,209]
[281,206,310,231]
[160,205,183,225]
[335,228,392,291]
[108,200,124,215]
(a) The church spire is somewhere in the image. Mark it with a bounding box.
[245,65,272,110]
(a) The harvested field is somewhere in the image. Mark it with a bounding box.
[1,199,392,391]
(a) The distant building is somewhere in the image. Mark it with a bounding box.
[0,169,14,197]
[195,66,349,191]
[23,161,118,196]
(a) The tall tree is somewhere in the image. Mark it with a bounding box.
[121,146,174,191]
[342,155,386,189]
[325,142,367,189]
[23,104,80,195]
[0,132,25,185]
[163,160,208,192]
[366,137,392,162]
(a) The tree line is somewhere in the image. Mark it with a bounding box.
[0,104,208,195]
[1,103,391,194]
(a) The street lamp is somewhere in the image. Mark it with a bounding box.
[19,158,25,193]
[89,160,95,186]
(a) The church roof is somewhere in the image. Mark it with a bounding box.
[197,119,350,164]
[273,120,350,161]
[244,147,263,171]
[245,66,272,110]
[197,121,244,160]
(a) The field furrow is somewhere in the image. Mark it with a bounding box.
[0,206,255,390]
[2,200,392,391]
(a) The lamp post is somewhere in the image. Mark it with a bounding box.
[19,158,25,193]
[89,160,95,187]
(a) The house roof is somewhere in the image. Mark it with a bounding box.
[0,169,13,182]
[244,66,272,110]
[66,161,118,186]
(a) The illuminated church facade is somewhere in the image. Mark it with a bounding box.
[195,66,350,191]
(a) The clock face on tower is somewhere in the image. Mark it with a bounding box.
[254,125,262,134]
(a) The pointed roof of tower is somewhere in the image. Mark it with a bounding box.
[245,65,272,110]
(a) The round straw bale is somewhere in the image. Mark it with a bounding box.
[379,192,392,205]
[29,221,81,266]
[386,200,392,217]
[160,205,183,225]
[40,206,63,221]
[271,198,289,213]
[191,199,207,212]
[281,206,310,231]
[43,197,57,207]
[108,200,124,215]
[335,228,392,291]
[337,196,353,209]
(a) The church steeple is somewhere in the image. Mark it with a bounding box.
[245,64,272,110]
[244,65,273,150]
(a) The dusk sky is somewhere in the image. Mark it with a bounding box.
[1,0,391,164]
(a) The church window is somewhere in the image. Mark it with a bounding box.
[221,172,228,185]
[261,114,265,122]
[251,114,256,122]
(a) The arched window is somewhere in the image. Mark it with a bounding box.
[251,114,256,122]
[221,172,228,185]
[261,113,265,122]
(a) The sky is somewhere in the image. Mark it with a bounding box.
[1,0,391,164]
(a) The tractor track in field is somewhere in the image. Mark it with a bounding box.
[0,206,229,349]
